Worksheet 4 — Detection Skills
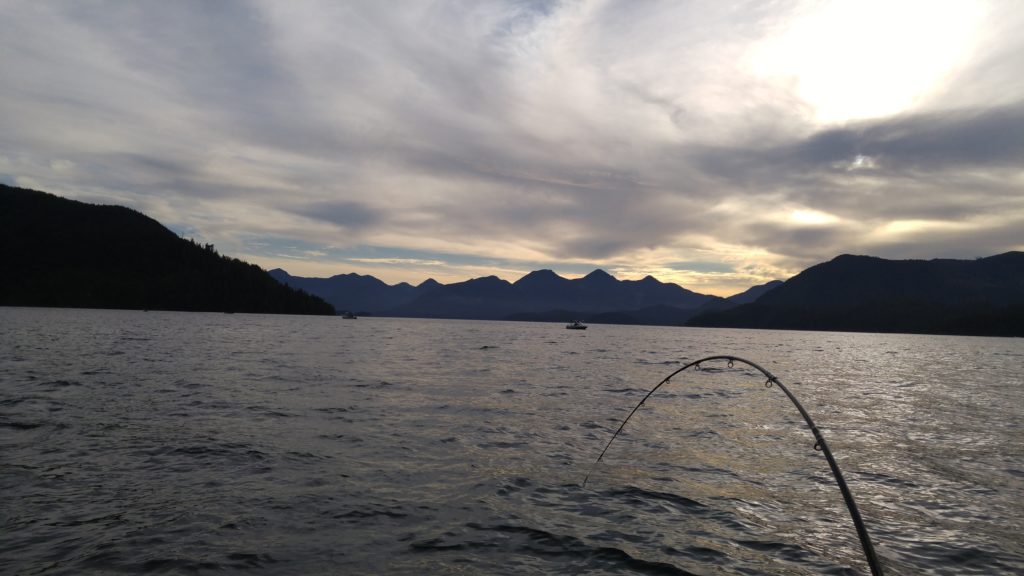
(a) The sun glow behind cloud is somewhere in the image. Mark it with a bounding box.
[788,209,840,226]
[751,0,989,124]
[874,218,973,238]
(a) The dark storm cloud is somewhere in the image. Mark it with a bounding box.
[672,99,1024,270]
[823,102,1024,169]
[869,106,1024,169]
[868,216,1024,260]
[737,221,864,259]
[694,101,1024,183]
[293,201,383,230]
[689,100,1024,227]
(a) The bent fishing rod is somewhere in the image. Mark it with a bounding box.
[583,355,883,576]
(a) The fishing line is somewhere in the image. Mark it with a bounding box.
[583,354,883,576]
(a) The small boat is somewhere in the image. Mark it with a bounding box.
[566,320,587,330]
[341,312,357,319]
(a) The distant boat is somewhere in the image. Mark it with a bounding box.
[341,312,357,319]
[566,320,587,330]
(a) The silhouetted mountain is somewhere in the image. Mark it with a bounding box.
[417,278,442,291]
[269,269,420,314]
[385,275,521,319]
[725,280,785,304]
[0,184,334,315]
[688,253,1024,336]
[514,269,565,291]
[385,268,715,320]
[273,266,719,323]
[689,279,787,316]
[506,277,783,325]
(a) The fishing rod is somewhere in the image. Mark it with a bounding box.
[583,355,883,576]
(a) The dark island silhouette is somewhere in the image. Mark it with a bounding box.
[688,252,1024,336]
[1,184,334,315]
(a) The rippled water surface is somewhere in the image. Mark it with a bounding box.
[2,308,1023,575]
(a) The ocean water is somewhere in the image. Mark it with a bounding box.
[2,307,1022,575]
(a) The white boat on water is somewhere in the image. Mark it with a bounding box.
[566,320,587,330]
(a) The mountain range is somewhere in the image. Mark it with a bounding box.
[270,267,781,324]
[272,252,1024,336]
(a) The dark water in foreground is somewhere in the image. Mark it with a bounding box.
[2,308,1023,575]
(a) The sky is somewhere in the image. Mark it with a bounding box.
[2,0,1022,296]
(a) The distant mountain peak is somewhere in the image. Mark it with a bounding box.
[418,278,441,289]
[332,272,370,280]
[457,275,512,289]
[514,269,567,288]
[830,253,880,263]
[583,269,615,281]
[520,269,560,279]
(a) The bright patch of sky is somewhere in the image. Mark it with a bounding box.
[750,0,988,123]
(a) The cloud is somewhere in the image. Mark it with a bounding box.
[669,261,736,274]
[680,99,1024,271]
[349,257,448,267]
[1,1,1022,295]
[293,201,383,230]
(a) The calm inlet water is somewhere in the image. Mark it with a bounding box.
[2,308,1022,575]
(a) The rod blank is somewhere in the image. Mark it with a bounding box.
[584,355,883,576]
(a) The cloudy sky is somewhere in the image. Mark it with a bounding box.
[2,0,1022,295]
